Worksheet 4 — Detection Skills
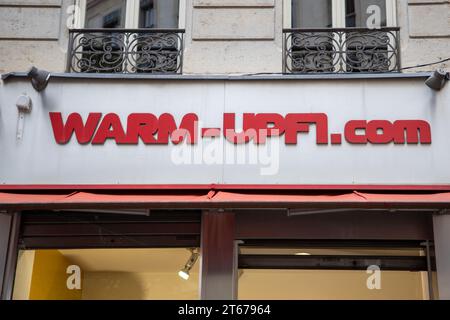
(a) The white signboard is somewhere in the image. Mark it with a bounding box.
[0,77,449,188]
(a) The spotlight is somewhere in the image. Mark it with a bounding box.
[27,66,50,92]
[425,69,449,91]
[178,248,199,280]
[178,268,190,280]
[294,252,311,256]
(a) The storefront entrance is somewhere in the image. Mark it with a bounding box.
[3,208,437,300]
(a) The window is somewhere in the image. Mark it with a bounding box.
[12,210,201,300]
[238,246,434,300]
[291,0,332,28]
[345,0,387,28]
[74,0,184,29]
[284,0,399,73]
[85,0,126,28]
[288,0,396,29]
[13,249,200,300]
[68,0,185,73]
[139,0,179,28]
[139,0,156,28]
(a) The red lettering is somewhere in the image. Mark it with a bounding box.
[126,113,158,144]
[49,112,101,144]
[92,113,127,144]
[223,113,255,144]
[284,113,328,145]
[50,112,432,147]
[157,113,198,144]
[345,120,367,144]
[393,120,431,144]
[366,120,394,144]
[247,113,286,144]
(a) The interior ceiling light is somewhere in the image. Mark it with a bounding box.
[294,252,311,256]
[178,248,199,280]
[425,69,449,91]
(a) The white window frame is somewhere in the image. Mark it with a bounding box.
[283,0,397,28]
[72,0,186,29]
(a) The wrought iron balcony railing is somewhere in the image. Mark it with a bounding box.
[283,27,400,73]
[66,28,184,74]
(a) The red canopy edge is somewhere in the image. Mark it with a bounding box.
[1,191,450,210]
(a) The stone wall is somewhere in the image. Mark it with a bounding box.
[183,0,282,74]
[398,0,450,72]
[0,0,448,74]
[0,0,71,73]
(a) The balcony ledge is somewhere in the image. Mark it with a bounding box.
[1,71,433,82]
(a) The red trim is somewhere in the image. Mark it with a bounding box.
[1,184,450,191]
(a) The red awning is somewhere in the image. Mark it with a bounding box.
[1,190,450,210]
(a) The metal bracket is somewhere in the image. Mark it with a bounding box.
[15,94,32,141]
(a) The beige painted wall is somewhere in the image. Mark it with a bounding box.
[0,0,448,73]
[12,250,35,300]
[238,269,425,300]
[81,271,199,300]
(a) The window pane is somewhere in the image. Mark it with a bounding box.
[139,0,179,28]
[239,270,426,300]
[85,0,126,28]
[238,247,433,300]
[13,248,200,300]
[346,0,387,27]
[292,0,332,28]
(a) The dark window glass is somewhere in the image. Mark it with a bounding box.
[139,0,179,29]
[85,0,126,28]
[346,0,387,27]
[292,0,332,28]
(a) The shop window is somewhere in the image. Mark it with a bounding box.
[238,246,438,300]
[13,248,199,300]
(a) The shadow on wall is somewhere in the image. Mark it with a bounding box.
[13,250,82,300]
[81,272,145,300]
[81,271,199,300]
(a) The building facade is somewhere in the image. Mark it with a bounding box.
[1,0,450,300]
[0,0,449,74]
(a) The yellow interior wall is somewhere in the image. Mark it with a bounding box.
[28,250,82,300]
[81,272,199,300]
[238,269,425,300]
[12,250,36,300]
[14,249,428,300]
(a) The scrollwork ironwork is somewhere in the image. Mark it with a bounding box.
[67,29,184,73]
[283,27,400,73]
